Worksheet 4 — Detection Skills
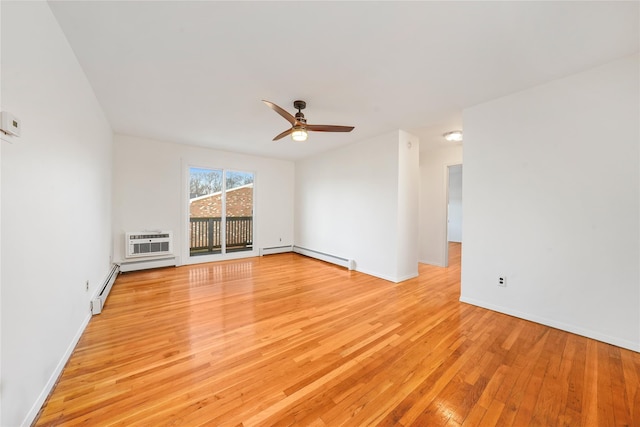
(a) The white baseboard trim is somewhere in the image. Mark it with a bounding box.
[22,312,92,427]
[418,258,447,267]
[395,272,420,283]
[459,295,640,353]
[354,267,418,284]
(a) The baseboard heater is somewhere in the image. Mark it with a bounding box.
[119,256,177,273]
[91,264,120,315]
[259,245,293,256]
[293,245,355,270]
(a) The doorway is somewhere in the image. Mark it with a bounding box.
[445,164,462,266]
[188,167,254,258]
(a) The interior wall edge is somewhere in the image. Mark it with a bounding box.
[354,266,416,284]
[459,295,640,353]
[20,312,93,427]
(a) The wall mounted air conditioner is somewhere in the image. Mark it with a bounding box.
[125,231,173,258]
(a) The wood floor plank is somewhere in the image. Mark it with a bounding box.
[581,339,600,426]
[34,244,640,426]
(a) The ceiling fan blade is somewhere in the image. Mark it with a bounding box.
[272,128,294,141]
[306,124,355,133]
[262,100,297,126]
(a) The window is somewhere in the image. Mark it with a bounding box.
[189,167,254,257]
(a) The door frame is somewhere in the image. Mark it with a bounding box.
[443,163,462,267]
[182,161,258,265]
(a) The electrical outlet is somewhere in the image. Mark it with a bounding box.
[85,280,90,292]
[498,276,507,287]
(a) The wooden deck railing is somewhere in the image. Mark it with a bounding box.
[190,216,253,255]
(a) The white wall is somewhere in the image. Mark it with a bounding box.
[113,134,294,264]
[1,2,114,426]
[447,165,462,243]
[295,130,419,282]
[396,131,420,281]
[419,145,463,266]
[0,3,3,422]
[461,54,640,351]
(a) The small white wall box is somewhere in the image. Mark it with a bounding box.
[1,112,21,137]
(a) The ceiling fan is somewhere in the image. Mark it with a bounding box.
[262,99,354,142]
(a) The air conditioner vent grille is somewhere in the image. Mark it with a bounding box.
[129,233,170,240]
[125,231,173,259]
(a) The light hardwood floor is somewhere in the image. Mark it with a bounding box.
[35,243,640,426]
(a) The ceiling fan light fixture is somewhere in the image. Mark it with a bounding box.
[292,128,308,142]
[262,99,354,141]
[443,130,463,142]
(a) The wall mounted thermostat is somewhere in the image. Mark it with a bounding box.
[1,111,21,137]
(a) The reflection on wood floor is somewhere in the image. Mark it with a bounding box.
[36,242,640,426]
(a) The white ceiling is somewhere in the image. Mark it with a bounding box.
[48,1,639,160]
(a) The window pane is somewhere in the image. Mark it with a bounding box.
[189,167,223,256]
[225,171,254,253]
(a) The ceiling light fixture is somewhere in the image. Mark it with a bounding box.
[443,130,463,142]
[291,127,308,142]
